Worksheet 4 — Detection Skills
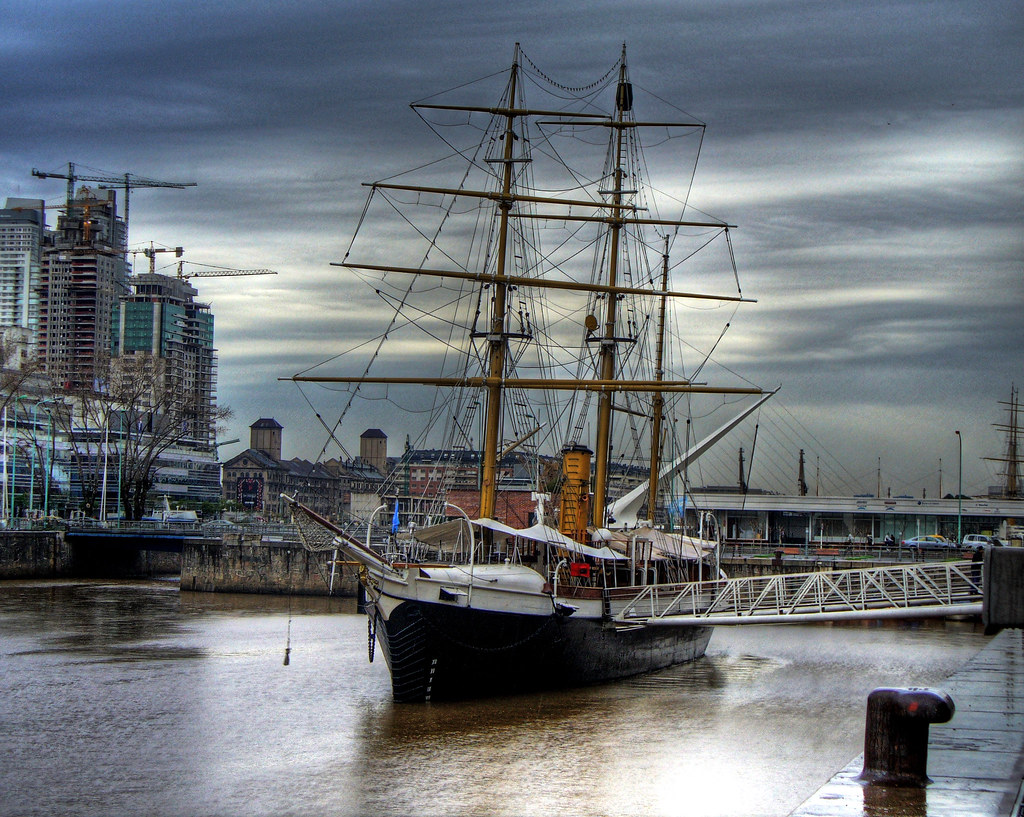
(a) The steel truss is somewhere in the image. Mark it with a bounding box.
[610,561,983,626]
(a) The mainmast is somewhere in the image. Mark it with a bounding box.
[591,48,632,526]
[478,46,522,520]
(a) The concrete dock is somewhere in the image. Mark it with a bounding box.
[790,628,1024,816]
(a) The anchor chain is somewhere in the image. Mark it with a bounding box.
[367,614,376,663]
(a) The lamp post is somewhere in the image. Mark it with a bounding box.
[43,406,53,518]
[27,399,54,517]
[28,406,37,515]
[7,394,31,523]
[9,396,19,521]
[955,430,962,545]
[2,405,8,522]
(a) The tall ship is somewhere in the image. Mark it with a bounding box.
[286,45,770,701]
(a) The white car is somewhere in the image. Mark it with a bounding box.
[962,534,1003,549]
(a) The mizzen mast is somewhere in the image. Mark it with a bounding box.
[647,235,671,524]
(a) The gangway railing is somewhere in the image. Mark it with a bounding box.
[609,561,983,626]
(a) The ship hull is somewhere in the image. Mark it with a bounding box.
[369,597,712,702]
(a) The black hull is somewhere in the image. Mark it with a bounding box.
[370,599,712,702]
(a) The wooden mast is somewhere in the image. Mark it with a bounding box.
[647,235,670,524]
[478,45,521,521]
[591,47,630,527]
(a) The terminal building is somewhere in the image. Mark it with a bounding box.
[678,489,1024,546]
[221,420,387,521]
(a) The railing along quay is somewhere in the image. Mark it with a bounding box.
[722,539,977,562]
[610,560,983,626]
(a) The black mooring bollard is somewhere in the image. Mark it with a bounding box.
[858,687,954,787]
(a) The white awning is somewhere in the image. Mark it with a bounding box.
[412,517,625,560]
[472,517,520,536]
[598,526,711,561]
[515,523,624,560]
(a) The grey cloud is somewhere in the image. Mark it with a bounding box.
[1,0,1019,495]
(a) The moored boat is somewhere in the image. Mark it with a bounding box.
[284,44,767,701]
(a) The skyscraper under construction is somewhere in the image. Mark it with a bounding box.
[37,187,128,390]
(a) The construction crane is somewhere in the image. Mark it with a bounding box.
[129,243,184,275]
[31,162,196,252]
[175,260,277,282]
[125,245,276,282]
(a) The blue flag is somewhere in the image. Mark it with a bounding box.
[391,501,400,533]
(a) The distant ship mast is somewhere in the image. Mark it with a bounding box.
[986,385,1022,498]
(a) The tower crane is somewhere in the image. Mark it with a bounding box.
[126,245,277,282]
[31,162,196,252]
[175,260,277,282]
[130,243,184,275]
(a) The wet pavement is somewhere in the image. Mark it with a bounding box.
[790,629,1024,816]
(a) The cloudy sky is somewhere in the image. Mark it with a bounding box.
[2,0,1020,497]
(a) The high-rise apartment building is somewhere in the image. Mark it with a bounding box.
[0,198,45,362]
[113,271,217,448]
[37,187,128,389]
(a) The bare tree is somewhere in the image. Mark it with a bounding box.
[48,355,231,520]
[110,354,231,520]
[0,331,41,416]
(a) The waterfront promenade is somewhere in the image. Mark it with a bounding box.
[790,627,1024,816]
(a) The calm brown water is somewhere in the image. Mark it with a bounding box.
[0,579,989,817]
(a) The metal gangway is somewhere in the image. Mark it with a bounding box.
[609,560,983,626]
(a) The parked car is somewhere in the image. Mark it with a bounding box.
[903,535,955,551]
[962,534,1003,549]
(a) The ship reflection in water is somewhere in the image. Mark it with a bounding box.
[0,580,988,817]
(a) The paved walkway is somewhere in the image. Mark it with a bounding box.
[790,628,1024,816]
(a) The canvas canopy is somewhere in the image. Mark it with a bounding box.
[515,523,624,561]
[409,517,626,560]
[596,526,710,561]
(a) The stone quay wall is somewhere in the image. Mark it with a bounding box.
[0,530,885,593]
[181,536,360,597]
[0,530,180,579]
[0,531,71,578]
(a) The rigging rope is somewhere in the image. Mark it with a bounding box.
[519,48,621,94]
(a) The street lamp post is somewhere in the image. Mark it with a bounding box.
[27,399,55,519]
[9,396,19,521]
[955,430,962,545]
[1,406,8,522]
[28,406,37,515]
[43,407,53,518]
